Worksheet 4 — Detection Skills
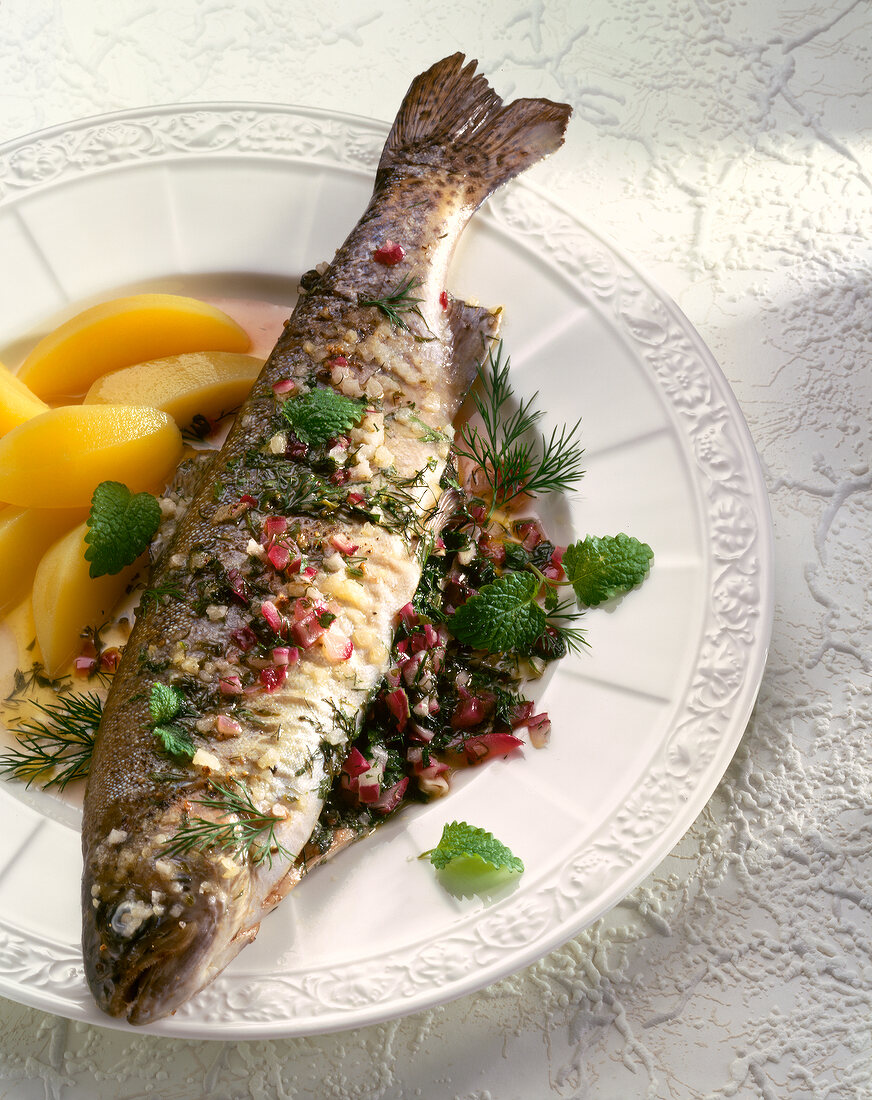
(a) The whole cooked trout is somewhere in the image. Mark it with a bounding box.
[82,53,571,1024]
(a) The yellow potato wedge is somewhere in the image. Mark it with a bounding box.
[0,360,49,437]
[17,294,251,401]
[32,522,142,677]
[0,505,86,616]
[84,350,263,427]
[0,405,183,508]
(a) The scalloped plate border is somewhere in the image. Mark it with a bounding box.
[0,103,773,1037]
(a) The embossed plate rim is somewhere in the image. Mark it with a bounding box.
[0,102,773,1037]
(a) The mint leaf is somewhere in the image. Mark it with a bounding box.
[563,534,653,607]
[148,682,184,724]
[84,481,160,578]
[281,388,365,446]
[423,821,524,874]
[449,572,545,653]
[153,723,195,761]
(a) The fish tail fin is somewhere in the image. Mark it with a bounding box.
[377,53,571,205]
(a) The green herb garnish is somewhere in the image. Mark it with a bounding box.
[139,581,184,610]
[449,572,546,653]
[84,481,161,578]
[408,412,451,444]
[281,388,366,447]
[421,821,524,874]
[563,534,654,607]
[148,682,195,761]
[160,779,292,868]
[359,275,434,340]
[148,682,185,724]
[0,692,102,790]
[455,342,584,518]
[152,724,195,760]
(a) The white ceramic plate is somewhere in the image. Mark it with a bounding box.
[0,105,772,1038]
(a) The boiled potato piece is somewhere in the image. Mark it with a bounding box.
[84,350,263,427]
[32,522,142,677]
[17,294,251,400]
[0,360,49,436]
[0,505,86,616]
[0,405,183,508]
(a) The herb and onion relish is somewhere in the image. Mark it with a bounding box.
[316,505,562,838]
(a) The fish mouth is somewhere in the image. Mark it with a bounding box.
[83,887,224,1025]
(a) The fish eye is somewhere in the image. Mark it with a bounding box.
[109,899,151,939]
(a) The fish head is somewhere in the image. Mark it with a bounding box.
[82,840,254,1025]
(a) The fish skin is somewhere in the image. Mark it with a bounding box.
[81,53,571,1025]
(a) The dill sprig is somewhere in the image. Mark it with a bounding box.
[5,663,71,703]
[359,275,435,341]
[159,779,292,868]
[455,342,584,518]
[327,701,359,744]
[179,407,240,444]
[239,451,432,541]
[545,597,589,655]
[139,581,185,610]
[0,692,102,790]
[365,466,434,541]
[408,412,451,444]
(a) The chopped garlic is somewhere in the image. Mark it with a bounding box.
[364,375,384,399]
[373,445,394,469]
[192,748,222,773]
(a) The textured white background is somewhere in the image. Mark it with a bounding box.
[1,1,871,1097]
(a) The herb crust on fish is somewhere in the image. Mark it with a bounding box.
[81,53,571,1025]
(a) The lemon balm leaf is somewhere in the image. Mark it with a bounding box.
[563,534,653,607]
[148,682,184,725]
[153,723,195,761]
[422,821,524,874]
[449,572,546,653]
[281,388,365,446]
[84,480,160,578]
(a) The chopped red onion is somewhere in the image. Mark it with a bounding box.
[330,533,359,555]
[385,687,410,731]
[342,747,370,778]
[99,648,120,673]
[262,515,288,542]
[230,625,257,651]
[456,732,524,764]
[357,773,382,804]
[268,543,290,571]
[261,600,286,635]
[371,777,408,814]
[216,715,242,737]
[526,712,552,748]
[373,240,405,265]
[451,686,496,730]
[259,665,287,692]
[398,603,418,628]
